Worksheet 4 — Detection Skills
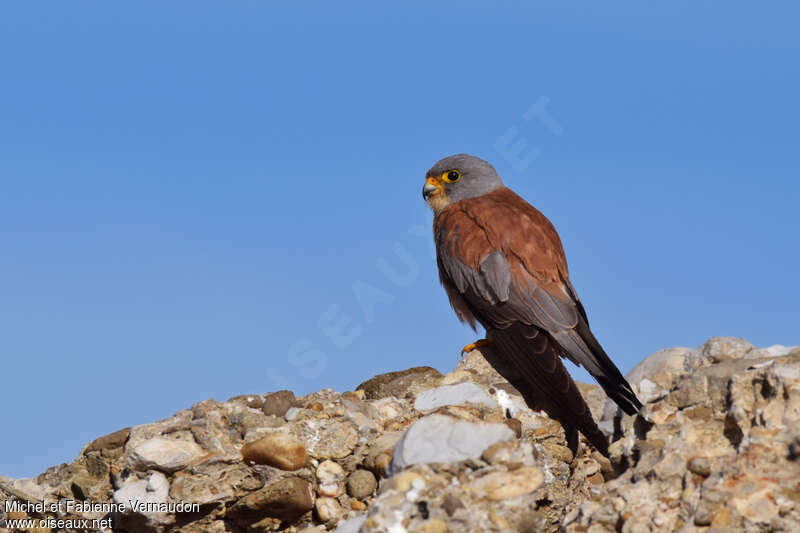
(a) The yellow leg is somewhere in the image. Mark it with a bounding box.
[461,338,494,356]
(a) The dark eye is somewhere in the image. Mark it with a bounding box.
[443,170,462,183]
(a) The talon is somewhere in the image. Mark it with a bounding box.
[461,339,494,356]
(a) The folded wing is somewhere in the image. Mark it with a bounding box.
[435,187,641,417]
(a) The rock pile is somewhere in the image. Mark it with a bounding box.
[1,337,798,532]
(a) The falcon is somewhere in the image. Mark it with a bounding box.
[422,153,641,456]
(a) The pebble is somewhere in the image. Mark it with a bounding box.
[127,437,204,473]
[687,456,711,477]
[262,390,296,417]
[347,469,377,499]
[316,460,345,497]
[365,432,404,476]
[284,406,307,422]
[442,494,464,516]
[315,496,343,522]
[241,433,309,470]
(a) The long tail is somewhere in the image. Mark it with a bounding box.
[484,325,609,457]
[558,281,642,416]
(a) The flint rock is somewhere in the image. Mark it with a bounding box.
[113,471,172,529]
[128,437,204,473]
[413,382,497,411]
[388,414,514,475]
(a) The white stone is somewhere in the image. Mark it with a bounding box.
[334,515,367,533]
[387,414,514,475]
[774,363,800,380]
[495,389,524,417]
[284,407,305,421]
[316,460,345,497]
[315,496,343,522]
[753,344,798,358]
[699,337,754,363]
[414,382,497,411]
[113,471,170,517]
[636,378,665,404]
[373,397,405,419]
[628,347,693,387]
[7,478,50,503]
[128,437,204,473]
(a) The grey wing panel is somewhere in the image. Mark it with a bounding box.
[438,249,513,306]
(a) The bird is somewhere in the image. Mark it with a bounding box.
[422,153,642,457]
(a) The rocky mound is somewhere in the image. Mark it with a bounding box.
[1,337,798,533]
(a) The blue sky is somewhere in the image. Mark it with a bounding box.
[1,2,798,478]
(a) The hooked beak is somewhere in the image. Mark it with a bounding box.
[422,176,441,200]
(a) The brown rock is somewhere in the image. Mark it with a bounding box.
[241,433,309,470]
[347,469,377,499]
[262,390,296,417]
[342,390,365,402]
[70,470,97,500]
[357,366,443,400]
[364,432,404,477]
[228,477,314,521]
[442,494,464,516]
[83,427,130,454]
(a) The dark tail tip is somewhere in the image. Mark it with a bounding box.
[597,376,643,416]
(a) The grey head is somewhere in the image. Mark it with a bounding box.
[422,154,504,209]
